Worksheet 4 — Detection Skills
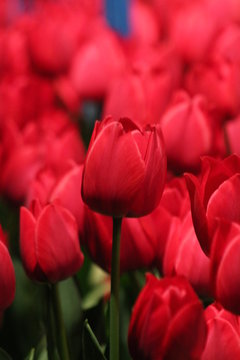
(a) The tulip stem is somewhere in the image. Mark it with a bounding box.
[46,285,58,360]
[110,217,122,360]
[51,283,70,360]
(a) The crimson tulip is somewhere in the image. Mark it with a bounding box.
[185,154,240,255]
[202,303,240,359]
[128,274,207,360]
[160,91,213,171]
[210,220,240,314]
[82,116,166,217]
[20,199,84,283]
[103,45,181,127]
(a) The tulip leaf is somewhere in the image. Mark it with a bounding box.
[82,319,107,360]
[0,348,12,360]
[24,348,35,360]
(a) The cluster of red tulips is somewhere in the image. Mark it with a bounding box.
[1,0,240,359]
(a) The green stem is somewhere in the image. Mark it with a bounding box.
[46,285,58,360]
[110,217,123,360]
[51,283,70,360]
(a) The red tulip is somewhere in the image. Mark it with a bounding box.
[210,220,240,314]
[185,154,240,255]
[225,115,240,155]
[20,200,84,283]
[160,91,213,171]
[185,56,240,117]
[128,274,207,360]
[153,177,211,296]
[82,116,167,217]
[103,45,181,127]
[27,164,85,234]
[202,303,240,359]
[69,27,126,99]
[163,211,211,297]
[0,225,15,311]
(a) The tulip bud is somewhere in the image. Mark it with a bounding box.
[128,274,207,360]
[210,220,240,314]
[82,116,167,217]
[20,200,84,283]
[202,303,240,359]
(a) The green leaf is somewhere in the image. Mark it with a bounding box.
[0,348,12,360]
[24,348,35,360]
[82,319,107,360]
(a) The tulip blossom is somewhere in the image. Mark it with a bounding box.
[0,225,15,311]
[202,303,240,359]
[152,177,211,296]
[103,44,181,127]
[82,116,167,217]
[20,199,84,283]
[128,274,207,360]
[185,154,240,255]
[185,56,240,117]
[163,211,211,297]
[27,163,85,234]
[160,91,213,170]
[210,220,240,314]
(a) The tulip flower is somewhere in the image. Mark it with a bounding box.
[82,116,167,217]
[20,199,84,283]
[202,303,240,359]
[103,44,181,127]
[210,220,240,314]
[128,274,207,360]
[160,91,213,171]
[185,154,240,255]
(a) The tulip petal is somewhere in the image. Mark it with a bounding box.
[20,207,41,280]
[202,318,240,360]
[185,173,210,254]
[162,301,207,360]
[207,174,240,224]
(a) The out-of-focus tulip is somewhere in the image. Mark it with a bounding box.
[225,115,240,155]
[153,177,211,296]
[129,0,161,45]
[202,303,240,359]
[82,116,166,217]
[163,211,211,297]
[70,27,126,99]
[28,2,88,74]
[160,91,213,171]
[20,200,84,283]
[185,56,240,118]
[0,225,15,311]
[128,274,207,360]
[168,3,217,62]
[0,109,85,202]
[104,45,181,127]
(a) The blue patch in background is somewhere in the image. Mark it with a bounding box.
[105,0,130,37]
